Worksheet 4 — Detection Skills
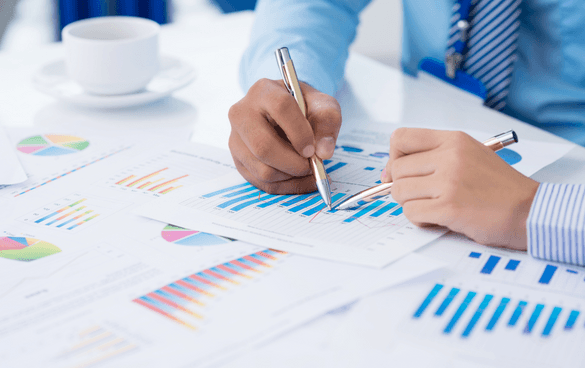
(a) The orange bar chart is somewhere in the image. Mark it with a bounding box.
[113,168,189,195]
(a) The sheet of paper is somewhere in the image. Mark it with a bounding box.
[337,123,574,177]
[136,125,572,268]
[0,126,27,185]
[135,143,449,267]
[236,234,585,368]
[0,245,442,368]
[0,131,444,367]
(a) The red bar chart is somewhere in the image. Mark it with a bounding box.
[133,249,287,330]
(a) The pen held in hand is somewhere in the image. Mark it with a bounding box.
[275,47,332,210]
[335,130,519,211]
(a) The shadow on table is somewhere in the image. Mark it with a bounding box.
[32,97,196,139]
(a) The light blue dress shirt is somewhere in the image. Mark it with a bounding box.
[240,0,585,266]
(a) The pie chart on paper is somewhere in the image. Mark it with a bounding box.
[16,134,90,156]
[0,236,61,261]
[161,224,233,246]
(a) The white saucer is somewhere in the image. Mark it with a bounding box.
[33,55,196,108]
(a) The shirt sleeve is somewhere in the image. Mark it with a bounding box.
[527,182,585,266]
[239,0,372,96]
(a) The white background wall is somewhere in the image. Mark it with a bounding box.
[351,0,403,68]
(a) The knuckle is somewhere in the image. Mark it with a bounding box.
[252,78,272,93]
[227,102,241,125]
[451,130,469,142]
[252,140,272,161]
[390,127,408,146]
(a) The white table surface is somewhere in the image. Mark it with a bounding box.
[1,10,585,367]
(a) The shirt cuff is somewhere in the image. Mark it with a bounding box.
[527,182,585,266]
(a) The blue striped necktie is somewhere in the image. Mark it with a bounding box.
[447,0,521,110]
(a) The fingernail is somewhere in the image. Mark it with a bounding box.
[316,137,336,159]
[302,145,315,158]
[381,168,389,182]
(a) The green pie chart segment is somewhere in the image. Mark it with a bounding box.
[16,134,90,156]
[0,237,61,262]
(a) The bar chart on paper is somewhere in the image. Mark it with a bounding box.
[6,324,141,368]
[104,148,235,197]
[461,250,585,296]
[136,151,448,267]
[19,193,131,232]
[133,249,286,330]
[181,178,414,248]
[412,282,585,343]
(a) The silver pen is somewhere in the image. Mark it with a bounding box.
[275,47,332,209]
[335,130,518,211]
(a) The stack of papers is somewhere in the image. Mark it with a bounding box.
[0,122,579,368]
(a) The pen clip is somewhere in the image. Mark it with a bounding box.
[275,48,294,94]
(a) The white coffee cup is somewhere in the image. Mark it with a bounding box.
[62,16,160,95]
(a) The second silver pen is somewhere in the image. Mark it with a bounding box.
[275,47,333,210]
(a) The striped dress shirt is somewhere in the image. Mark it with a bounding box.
[528,184,585,266]
[241,0,585,266]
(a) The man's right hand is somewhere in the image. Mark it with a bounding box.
[228,78,342,194]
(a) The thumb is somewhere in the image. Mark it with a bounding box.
[302,83,342,160]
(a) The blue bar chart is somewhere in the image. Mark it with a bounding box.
[539,265,557,284]
[196,182,404,226]
[464,251,584,292]
[171,155,449,267]
[413,283,583,340]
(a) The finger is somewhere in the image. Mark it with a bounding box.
[233,157,317,195]
[388,129,469,172]
[389,150,437,181]
[229,104,311,177]
[382,129,467,183]
[391,175,439,204]
[229,132,293,183]
[257,80,316,158]
[303,85,342,160]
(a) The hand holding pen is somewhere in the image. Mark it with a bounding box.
[336,130,519,210]
[227,50,341,197]
[350,128,539,251]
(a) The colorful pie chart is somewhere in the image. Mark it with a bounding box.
[17,134,90,156]
[161,224,233,246]
[0,237,61,261]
